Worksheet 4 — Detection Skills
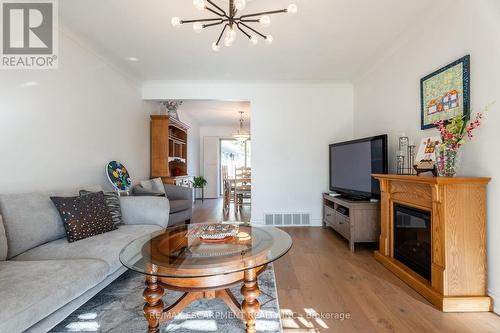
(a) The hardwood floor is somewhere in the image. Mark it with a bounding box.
[192,199,500,333]
[192,198,251,223]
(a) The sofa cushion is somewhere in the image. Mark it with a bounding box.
[51,191,117,243]
[12,224,162,274]
[0,259,109,333]
[0,185,102,259]
[0,215,7,261]
[119,196,170,228]
[170,199,191,213]
[140,178,166,196]
[133,186,165,197]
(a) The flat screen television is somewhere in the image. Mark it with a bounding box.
[329,135,388,200]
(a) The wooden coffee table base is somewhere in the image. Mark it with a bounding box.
[143,266,264,333]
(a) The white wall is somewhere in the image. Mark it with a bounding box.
[143,81,354,225]
[0,27,154,193]
[353,0,500,313]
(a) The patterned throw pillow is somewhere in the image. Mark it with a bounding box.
[80,190,122,226]
[51,191,117,243]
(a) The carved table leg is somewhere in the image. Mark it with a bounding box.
[241,268,260,333]
[143,275,165,333]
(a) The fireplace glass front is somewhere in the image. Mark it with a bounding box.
[393,204,431,281]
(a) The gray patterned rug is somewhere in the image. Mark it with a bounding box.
[51,266,282,333]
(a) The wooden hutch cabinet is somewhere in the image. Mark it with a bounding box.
[150,115,190,184]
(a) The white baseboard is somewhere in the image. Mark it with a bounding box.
[488,289,500,314]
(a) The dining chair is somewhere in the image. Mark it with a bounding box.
[222,165,230,213]
[234,167,251,211]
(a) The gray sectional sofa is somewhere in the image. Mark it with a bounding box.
[0,185,171,333]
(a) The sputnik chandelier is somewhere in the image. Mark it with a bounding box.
[171,0,298,51]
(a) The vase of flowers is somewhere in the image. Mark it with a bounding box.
[435,144,461,177]
[434,112,483,177]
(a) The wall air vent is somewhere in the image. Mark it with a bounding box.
[264,213,311,226]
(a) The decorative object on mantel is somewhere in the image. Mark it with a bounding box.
[233,110,250,142]
[106,161,132,195]
[413,136,441,176]
[396,134,417,175]
[171,0,297,51]
[434,107,488,176]
[161,100,183,120]
[420,55,470,130]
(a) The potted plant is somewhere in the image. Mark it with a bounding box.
[191,176,208,202]
[434,106,489,176]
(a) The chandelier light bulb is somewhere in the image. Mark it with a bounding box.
[193,22,203,33]
[287,4,298,15]
[171,17,181,28]
[250,36,259,45]
[212,42,220,52]
[234,0,246,11]
[260,15,271,27]
[227,27,237,39]
[193,0,205,11]
[265,35,273,45]
[224,37,234,47]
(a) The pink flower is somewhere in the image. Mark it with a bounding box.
[434,109,486,149]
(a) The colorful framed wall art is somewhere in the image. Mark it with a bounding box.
[420,55,470,130]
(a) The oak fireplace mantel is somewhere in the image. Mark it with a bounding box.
[372,174,491,312]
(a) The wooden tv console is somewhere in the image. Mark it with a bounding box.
[322,194,380,252]
[372,174,491,312]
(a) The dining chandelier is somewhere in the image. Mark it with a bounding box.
[233,111,250,142]
[171,0,298,51]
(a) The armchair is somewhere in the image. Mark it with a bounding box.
[132,182,193,226]
[163,184,193,226]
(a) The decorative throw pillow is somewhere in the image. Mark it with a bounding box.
[51,191,116,243]
[80,190,122,226]
[140,178,166,196]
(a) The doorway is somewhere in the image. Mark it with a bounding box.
[220,139,251,195]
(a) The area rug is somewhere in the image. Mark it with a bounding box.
[51,266,282,333]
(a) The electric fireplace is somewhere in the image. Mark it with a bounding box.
[373,174,491,312]
[393,204,431,281]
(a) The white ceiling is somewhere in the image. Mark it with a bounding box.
[177,100,251,126]
[60,0,435,80]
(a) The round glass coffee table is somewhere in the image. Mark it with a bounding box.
[120,223,292,333]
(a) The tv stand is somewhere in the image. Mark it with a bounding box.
[322,194,380,252]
